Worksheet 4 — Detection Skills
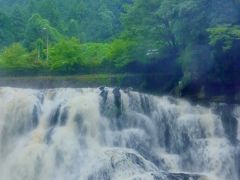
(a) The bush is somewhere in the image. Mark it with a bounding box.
[49,38,83,72]
[0,43,33,70]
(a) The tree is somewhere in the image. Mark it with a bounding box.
[0,12,14,49]
[121,0,178,63]
[67,19,79,38]
[207,25,240,51]
[24,13,63,50]
[37,0,60,27]
[10,6,27,42]
[207,25,240,83]
[36,38,44,61]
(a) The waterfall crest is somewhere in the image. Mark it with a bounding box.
[0,87,239,180]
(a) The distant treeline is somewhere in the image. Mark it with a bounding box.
[0,0,240,93]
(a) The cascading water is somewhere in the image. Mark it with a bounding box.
[0,87,239,180]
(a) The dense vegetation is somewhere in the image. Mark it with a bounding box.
[0,0,240,95]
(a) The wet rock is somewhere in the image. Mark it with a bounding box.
[113,87,121,118]
[59,107,68,126]
[100,88,108,104]
[213,104,238,144]
[140,95,151,114]
[32,105,39,128]
[49,105,61,127]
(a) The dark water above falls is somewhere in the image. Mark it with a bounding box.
[0,87,239,180]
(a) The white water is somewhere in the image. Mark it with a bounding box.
[0,87,239,180]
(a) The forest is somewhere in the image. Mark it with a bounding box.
[0,0,240,96]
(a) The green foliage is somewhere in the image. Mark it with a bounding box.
[0,43,32,69]
[109,39,137,67]
[207,25,240,51]
[122,0,163,42]
[206,25,240,84]
[49,38,137,72]
[80,43,111,67]
[122,0,209,52]
[49,38,83,72]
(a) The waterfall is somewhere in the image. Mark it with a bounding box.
[0,87,239,180]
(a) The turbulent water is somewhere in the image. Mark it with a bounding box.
[0,87,239,180]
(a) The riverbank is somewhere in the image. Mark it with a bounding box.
[0,74,148,89]
[0,73,177,91]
